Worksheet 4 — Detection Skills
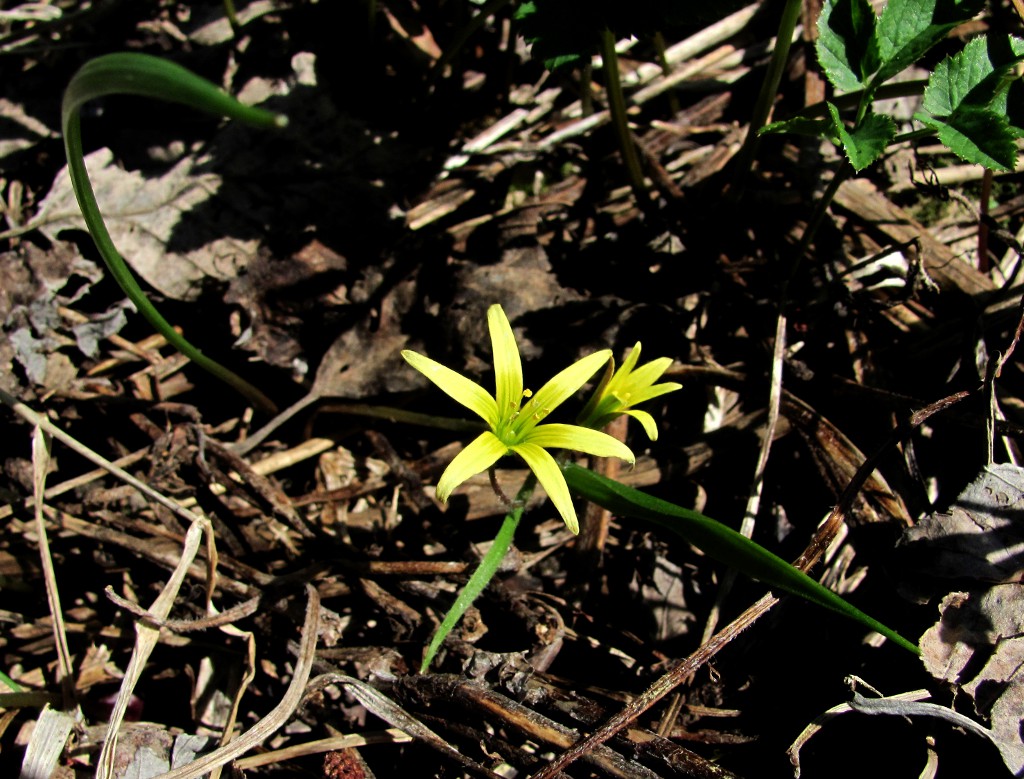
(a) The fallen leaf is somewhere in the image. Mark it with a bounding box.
[900,463,1024,582]
[0,242,110,391]
[920,585,1024,774]
[450,243,583,367]
[36,147,261,302]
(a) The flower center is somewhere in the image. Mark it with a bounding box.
[499,389,551,439]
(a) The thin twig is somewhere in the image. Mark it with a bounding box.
[31,426,76,710]
[529,594,778,779]
[700,311,786,644]
[0,388,214,530]
[154,585,321,779]
[104,587,260,632]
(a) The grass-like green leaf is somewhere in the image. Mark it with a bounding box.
[420,475,534,672]
[923,35,1024,117]
[874,0,985,86]
[816,0,880,92]
[562,462,920,655]
[828,103,896,171]
[918,106,1018,171]
[63,53,286,413]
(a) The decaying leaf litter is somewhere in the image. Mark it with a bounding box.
[1,1,1023,777]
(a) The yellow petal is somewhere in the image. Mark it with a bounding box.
[516,349,611,435]
[625,409,658,440]
[487,305,523,425]
[526,423,635,463]
[511,442,579,534]
[435,431,509,503]
[402,350,499,427]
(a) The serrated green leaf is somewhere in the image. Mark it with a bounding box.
[923,35,1024,116]
[927,105,1018,170]
[875,0,986,85]
[816,0,880,92]
[828,102,896,170]
[760,115,835,138]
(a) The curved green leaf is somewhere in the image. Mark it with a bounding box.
[62,53,286,412]
[828,103,896,171]
[562,462,920,654]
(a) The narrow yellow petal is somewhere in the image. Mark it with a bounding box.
[435,432,509,503]
[402,350,499,427]
[625,409,658,440]
[626,357,675,391]
[627,381,683,406]
[511,442,579,534]
[516,349,611,435]
[487,304,523,423]
[616,342,642,378]
[526,423,635,463]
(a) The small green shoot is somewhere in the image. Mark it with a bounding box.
[513,1,690,199]
[62,53,286,412]
[0,668,22,692]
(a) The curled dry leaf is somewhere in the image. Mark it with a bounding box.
[920,586,1024,775]
[912,464,1024,775]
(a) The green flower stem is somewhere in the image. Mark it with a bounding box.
[789,80,929,120]
[223,0,239,28]
[420,473,536,672]
[598,29,647,204]
[62,53,287,414]
[732,0,803,187]
[561,462,920,655]
[652,31,681,117]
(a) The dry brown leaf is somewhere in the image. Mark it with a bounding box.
[920,585,1024,774]
[36,148,260,302]
[900,463,1024,582]
[450,244,583,367]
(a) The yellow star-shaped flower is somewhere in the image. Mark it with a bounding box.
[402,304,634,534]
[578,342,682,440]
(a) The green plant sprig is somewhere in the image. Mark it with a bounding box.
[561,461,920,655]
[763,0,1024,174]
[62,53,287,413]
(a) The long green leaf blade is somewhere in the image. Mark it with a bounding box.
[562,462,920,655]
[62,53,286,413]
